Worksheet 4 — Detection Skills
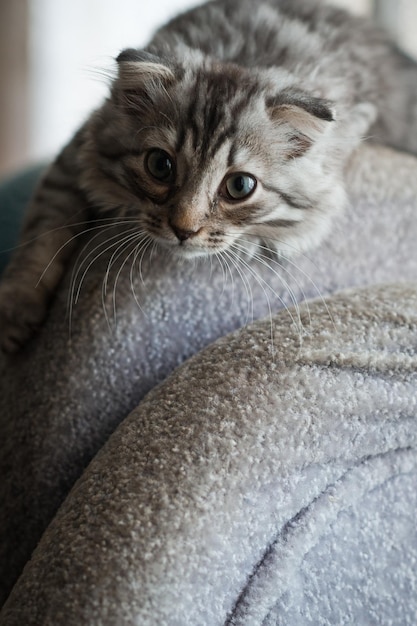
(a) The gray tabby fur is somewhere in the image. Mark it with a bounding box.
[0,0,417,350]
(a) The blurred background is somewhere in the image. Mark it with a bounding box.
[1,0,416,178]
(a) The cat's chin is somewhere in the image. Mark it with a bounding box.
[156,238,216,260]
[172,247,211,260]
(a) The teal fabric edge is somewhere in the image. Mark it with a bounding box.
[0,165,47,276]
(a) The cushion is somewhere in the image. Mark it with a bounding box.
[0,165,46,275]
[0,144,416,622]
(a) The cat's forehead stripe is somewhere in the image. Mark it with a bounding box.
[175,71,260,169]
[227,141,239,168]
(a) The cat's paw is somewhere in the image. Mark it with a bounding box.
[0,281,48,353]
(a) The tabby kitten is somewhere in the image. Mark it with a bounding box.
[1,0,416,352]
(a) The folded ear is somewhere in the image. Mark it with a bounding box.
[267,89,335,156]
[115,48,176,90]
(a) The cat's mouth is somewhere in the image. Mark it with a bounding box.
[170,239,214,258]
[152,232,225,258]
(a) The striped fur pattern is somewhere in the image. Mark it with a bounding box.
[1,0,417,351]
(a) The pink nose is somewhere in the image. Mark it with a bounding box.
[171,224,201,242]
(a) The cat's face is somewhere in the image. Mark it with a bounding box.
[81,49,346,258]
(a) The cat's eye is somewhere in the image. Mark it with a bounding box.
[224,173,257,201]
[145,149,175,183]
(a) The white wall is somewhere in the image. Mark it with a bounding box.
[332,0,372,14]
[28,0,196,162]
[375,0,417,51]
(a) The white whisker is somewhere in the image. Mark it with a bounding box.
[111,235,146,326]
[129,235,154,316]
[231,240,306,332]
[36,219,137,288]
[225,248,277,357]
[222,249,254,326]
[279,250,337,332]
[102,228,147,297]
[100,230,147,330]
[70,227,137,308]
[229,245,301,333]
[230,233,336,332]
[265,244,335,332]
[137,236,154,286]
[68,228,139,337]
[3,214,138,256]
[213,252,229,302]
[220,250,237,306]
[149,240,158,263]
[66,224,138,334]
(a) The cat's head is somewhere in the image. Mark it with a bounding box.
[80,48,348,258]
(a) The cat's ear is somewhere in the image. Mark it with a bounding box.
[267,90,335,156]
[115,48,176,90]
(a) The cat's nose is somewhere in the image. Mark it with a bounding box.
[171,224,201,242]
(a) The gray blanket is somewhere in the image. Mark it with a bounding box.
[0,144,416,624]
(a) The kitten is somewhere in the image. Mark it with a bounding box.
[1,0,416,352]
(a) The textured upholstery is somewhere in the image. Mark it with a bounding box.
[0,145,416,624]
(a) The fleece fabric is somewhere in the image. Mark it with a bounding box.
[0,143,416,620]
[1,283,416,625]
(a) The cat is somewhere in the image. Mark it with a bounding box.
[1,0,417,352]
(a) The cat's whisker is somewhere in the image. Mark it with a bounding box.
[10,215,140,253]
[69,229,139,335]
[243,235,336,331]
[222,232,305,324]
[231,240,305,332]
[233,243,303,327]
[150,240,158,263]
[129,235,154,316]
[252,234,330,282]
[98,235,134,332]
[111,235,147,327]
[221,249,254,327]
[208,251,214,281]
[100,230,148,330]
[225,248,277,357]
[228,245,306,350]
[137,236,154,287]
[98,231,142,308]
[66,223,133,317]
[63,224,141,338]
[68,225,138,312]
[212,252,229,304]
[0,207,90,257]
[131,234,152,285]
[219,249,237,307]
[67,227,134,338]
[278,251,337,333]
[228,233,336,331]
[225,231,305,258]
[67,227,119,337]
[102,228,147,298]
[83,63,116,86]
[35,219,137,288]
